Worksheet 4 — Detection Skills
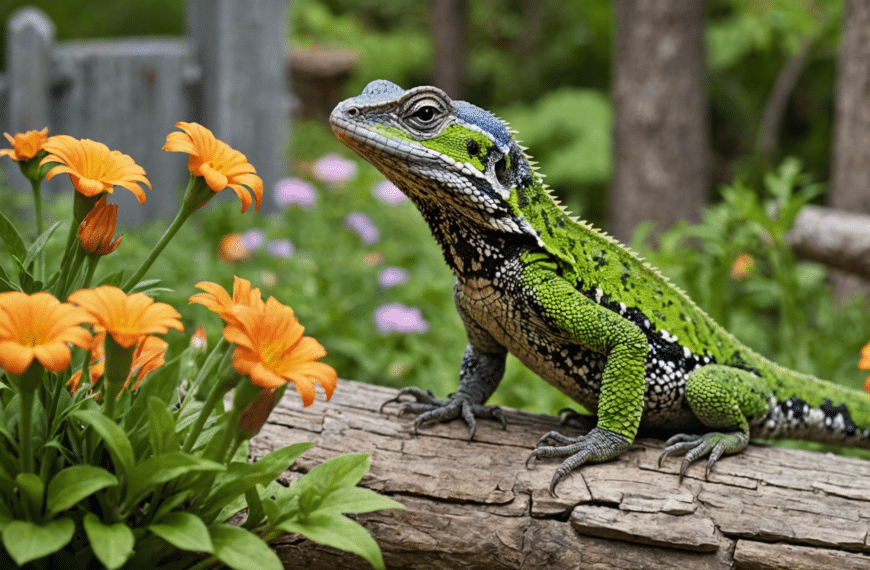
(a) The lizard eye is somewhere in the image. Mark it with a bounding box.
[412,106,437,123]
[466,139,480,157]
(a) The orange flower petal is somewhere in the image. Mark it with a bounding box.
[41,136,150,201]
[164,122,263,211]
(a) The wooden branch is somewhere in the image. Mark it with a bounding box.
[788,205,870,280]
[248,379,870,570]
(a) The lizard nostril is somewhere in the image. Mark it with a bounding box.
[346,107,359,117]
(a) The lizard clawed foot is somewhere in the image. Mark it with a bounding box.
[556,407,597,431]
[380,386,506,441]
[657,431,749,482]
[526,427,631,496]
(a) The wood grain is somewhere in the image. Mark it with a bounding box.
[248,379,870,569]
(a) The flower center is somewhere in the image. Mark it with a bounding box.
[18,327,46,347]
[259,339,288,373]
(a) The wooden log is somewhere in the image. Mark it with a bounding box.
[247,379,870,570]
[787,204,870,281]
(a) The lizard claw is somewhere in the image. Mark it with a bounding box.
[381,387,505,440]
[526,428,631,496]
[658,431,748,482]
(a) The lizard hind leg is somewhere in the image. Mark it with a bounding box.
[658,364,770,481]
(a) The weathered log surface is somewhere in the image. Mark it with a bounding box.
[248,379,870,570]
[787,205,870,280]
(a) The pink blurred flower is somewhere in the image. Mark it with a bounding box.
[242,228,265,251]
[344,212,380,244]
[378,266,410,288]
[267,239,295,259]
[275,177,317,209]
[313,153,357,187]
[372,179,407,205]
[374,303,429,334]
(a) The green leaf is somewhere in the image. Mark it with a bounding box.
[284,453,371,515]
[22,221,62,270]
[83,513,134,569]
[278,513,384,570]
[148,512,213,554]
[15,473,44,514]
[147,397,180,456]
[203,442,312,519]
[126,452,224,504]
[70,410,136,480]
[0,211,27,265]
[45,465,119,518]
[209,524,282,570]
[242,487,265,529]
[2,518,75,565]
[315,485,404,516]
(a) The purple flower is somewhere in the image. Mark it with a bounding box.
[372,179,407,205]
[266,239,295,259]
[344,212,380,244]
[242,229,265,251]
[374,303,430,334]
[378,266,410,288]
[313,153,358,187]
[275,177,317,209]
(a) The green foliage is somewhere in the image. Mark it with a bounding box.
[0,133,402,569]
[633,157,870,393]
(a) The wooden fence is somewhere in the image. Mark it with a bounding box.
[0,0,290,223]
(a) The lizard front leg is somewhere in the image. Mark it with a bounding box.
[381,343,508,440]
[381,291,509,440]
[658,364,771,480]
[522,261,648,494]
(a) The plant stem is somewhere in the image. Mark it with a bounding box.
[177,337,229,416]
[122,182,200,291]
[19,387,35,473]
[181,347,235,454]
[81,255,100,289]
[30,178,44,281]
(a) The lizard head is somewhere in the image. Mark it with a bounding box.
[330,80,541,240]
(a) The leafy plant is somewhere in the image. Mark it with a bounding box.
[0,125,402,569]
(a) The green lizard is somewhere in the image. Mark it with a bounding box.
[330,80,870,494]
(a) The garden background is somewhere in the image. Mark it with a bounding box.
[1,0,869,458]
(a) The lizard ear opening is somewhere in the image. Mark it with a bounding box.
[495,157,508,186]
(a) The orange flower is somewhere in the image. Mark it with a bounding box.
[68,286,184,348]
[223,297,336,406]
[79,195,122,255]
[1,128,48,162]
[163,122,263,212]
[0,291,94,375]
[127,335,169,390]
[189,276,265,326]
[730,252,754,280]
[67,331,167,394]
[859,340,870,371]
[41,135,151,203]
[217,233,251,262]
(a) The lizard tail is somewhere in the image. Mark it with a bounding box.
[750,370,870,449]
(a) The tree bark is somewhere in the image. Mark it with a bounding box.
[828,0,870,300]
[249,379,870,570]
[610,0,710,243]
[431,0,466,99]
[787,205,870,280]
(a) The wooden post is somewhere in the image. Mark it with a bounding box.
[51,38,195,222]
[251,379,870,569]
[186,0,290,212]
[2,7,54,191]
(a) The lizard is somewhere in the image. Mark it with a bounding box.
[329,79,870,494]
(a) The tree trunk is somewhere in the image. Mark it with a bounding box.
[431,0,466,99]
[829,0,870,301]
[251,379,870,569]
[610,0,710,243]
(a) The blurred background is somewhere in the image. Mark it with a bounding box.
[2,1,869,449]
